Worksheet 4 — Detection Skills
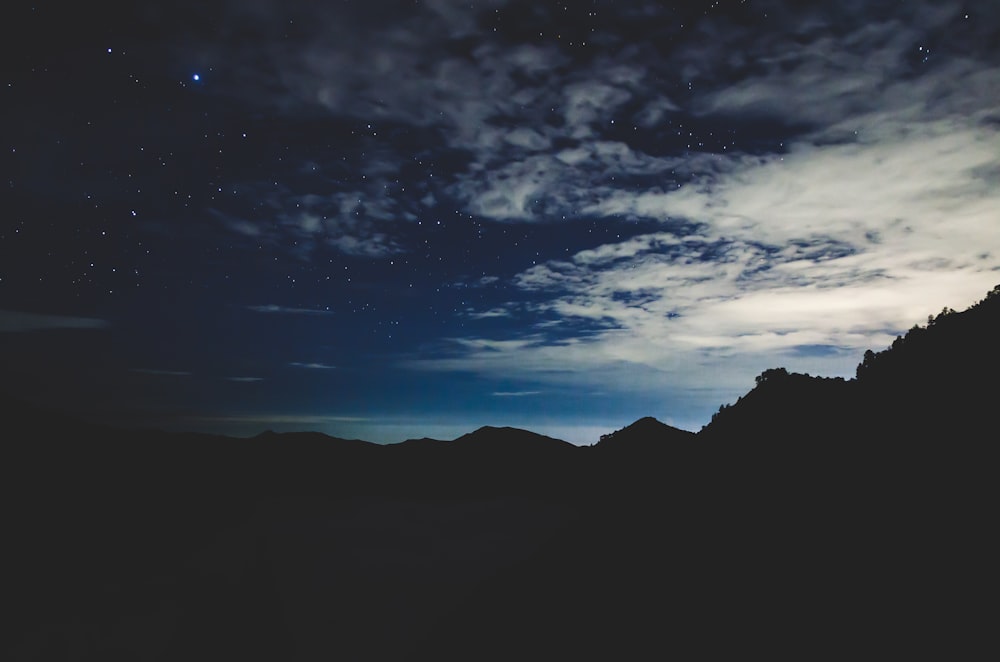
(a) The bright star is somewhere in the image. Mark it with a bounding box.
[192,74,201,82]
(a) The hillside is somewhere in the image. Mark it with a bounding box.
[702,283,1000,444]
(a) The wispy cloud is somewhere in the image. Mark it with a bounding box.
[467,307,512,320]
[289,362,337,370]
[492,391,542,397]
[211,184,408,259]
[0,310,109,333]
[227,376,265,383]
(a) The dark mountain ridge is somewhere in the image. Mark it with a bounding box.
[451,424,575,451]
[701,283,1000,458]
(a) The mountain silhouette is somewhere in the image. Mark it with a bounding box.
[5,284,1000,660]
[596,415,695,450]
[450,425,575,453]
[413,426,580,497]
[702,283,1000,456]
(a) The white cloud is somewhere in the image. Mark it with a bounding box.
[456,154,565,221]
[408,45,1000,419]
[427,117,1000,394]
[585,125,1000,255]
[468,307,512,319]
[554,147,590,167]
[504,128,551,151]
[298,213,322,234]
[452,142,682,222]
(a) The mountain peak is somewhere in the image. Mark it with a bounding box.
[597,417,695,450]
[629,416,668,429]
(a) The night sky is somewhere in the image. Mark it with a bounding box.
[3,1,999,443]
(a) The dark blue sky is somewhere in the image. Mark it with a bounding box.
[3,0,999,442]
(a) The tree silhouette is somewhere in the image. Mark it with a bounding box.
[754,367,789,386]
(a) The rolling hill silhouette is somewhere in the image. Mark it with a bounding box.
[4,284,999,660]
[451,424,575,452]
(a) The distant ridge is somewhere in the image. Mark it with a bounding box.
[451,425,575,452]
[252,429,375,448]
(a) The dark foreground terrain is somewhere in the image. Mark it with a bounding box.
[5,286,999,660]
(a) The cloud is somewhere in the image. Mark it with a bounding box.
[289,186,411,257]
[227,376,264,383]
[689,2,981,133]
[634,96,680,128]
[247,304,333,315]
[467,307,512,320]
[451,144,678,222]
[453,154,567,221]
[562,81,632,138]
[402,1,1000,422]
[211,179,409,258]
[504,128,552,151]
[584,127,1000,259]
[415,121,1000,395]
[327,233,403,258]
[492,391,542,397]
[289,362,337,370]
[194,2,1000,227]
[0,310,109,333]
[186,1,1000,424]
[214,213,264,237]
[191,3,690,233]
